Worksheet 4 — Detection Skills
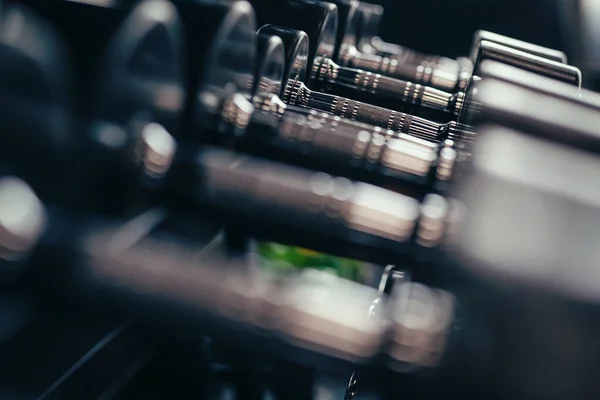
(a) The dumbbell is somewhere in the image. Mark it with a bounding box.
[224,30,456,198]
[31,108,600,400]
[1,0,574,268]
[257,24,467,144]
[5,0,188,216]
[206,9,582,204]
[265,24,588,162]
[231,72,600,399]
[220,58,600,398]
[251,0,581,123]
[326,0,575,92]
[0,3,73,284]
[442,76,600,398]
[192,10,600,398]
[44,197,482,399]
[0,0,447,266]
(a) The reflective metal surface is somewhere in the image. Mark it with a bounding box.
[257,25,309,99]
[254,33,285,100]
[284,77,458,140]
[192,1,256,137]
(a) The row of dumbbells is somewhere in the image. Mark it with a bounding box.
[2,0,600,399]
[0,0,584,277]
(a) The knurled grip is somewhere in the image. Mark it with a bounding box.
[312,58,457,120]
[283,79,454,139]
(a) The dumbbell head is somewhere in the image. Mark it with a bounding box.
[257,25,309,96]
[355,1,383,54]
[0,0,187,215]
[0,176,46,286]
[40,0,184,215]
[0,3,73,203]
[254,33,285,100]
[92,0,185,135]
[173,0,256,142]
[321,0,361,59]
[253,0,337,87]
[5,0,188,140]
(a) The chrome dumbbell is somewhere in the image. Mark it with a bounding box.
[325,0,575,91]
[251,0,580,123]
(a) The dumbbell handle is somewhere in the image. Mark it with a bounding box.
[283,77,462,135]
[311,57,463,121]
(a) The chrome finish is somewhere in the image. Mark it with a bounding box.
[284,79,457,142]
[338,44,463,93]
[453,92,466,117]
[437,139,459,183]
[421,86,455,114]
[429,66,460,92]
[339,43,360,69]
[471,30,568,64]
[387,281,455,371]
[473,41,582,88]
[345,182,420,242]
[274,108,440,180]
[222,93,254,130]
[312,56,457,120]
[0,177,46,262]
[253,92,287,116]
[312,56,340,83]
[136,122,177,178]
[381,134,439,177]
[416,193,450,248]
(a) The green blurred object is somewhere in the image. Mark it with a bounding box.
[257,242,367,282]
